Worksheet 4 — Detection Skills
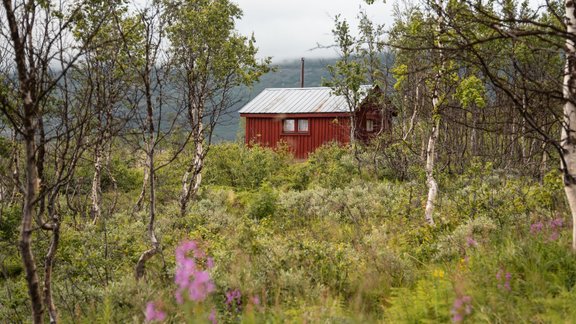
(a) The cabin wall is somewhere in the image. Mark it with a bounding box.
[355,103,391,143]
[245,116,351,159]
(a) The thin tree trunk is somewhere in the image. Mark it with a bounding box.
[10,130,20,205]
[21,112,44,323]
[350,114,357,145]
[521,94,527,163]
[403,84,419,142]
[43,207,60,324]
[135,149,158,280]
[135,43,159,278]
[424,118,440,226]
[540,142,548,181]
[133,155,148,213]
[90,149,102,223]
[424,0,446,226]
[562,0,576,251]
[179,140,204,217]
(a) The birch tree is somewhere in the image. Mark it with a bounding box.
[420,0,450,226]
[131,5,167,280]
[161,0,270,217]
[562,0,576,250]
[0,1,112,322]
[324,15,368,146]
[73,1,138,223]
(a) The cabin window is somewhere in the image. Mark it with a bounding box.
[283,118,309,133]
[283,119,295,132]
[298,119,309,132]
[366,119,374,132]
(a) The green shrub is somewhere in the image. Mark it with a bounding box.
[305,143,358,189]
[204,143,291,190]
[246,184,278,220]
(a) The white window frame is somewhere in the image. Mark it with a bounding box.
[298,119,309,132]
[366,119,374,132]
[283,119,296,132]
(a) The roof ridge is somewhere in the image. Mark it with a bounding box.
[263,87,331,91]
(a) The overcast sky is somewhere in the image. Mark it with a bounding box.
[234,0,394,62]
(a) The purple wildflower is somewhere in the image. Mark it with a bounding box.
[145,302,166,323]
[504,272,512,291]
[548,218,565,241]
[550,218,564,229]
[188,271,215,301]
[174,240,215,304]
[225,289,242,305]
[531,217,566,241]
[176,241,198,263]
[496,269,512,292]
[208,308,217,324]
[466,236,478,248]
[225,289,243,313]
[549,231,560,241]
[530,222,544,234]
[451,295,472,323]
[251,295,260,306]
[452,312,463,323]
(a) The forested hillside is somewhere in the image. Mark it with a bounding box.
[2,0,576,323]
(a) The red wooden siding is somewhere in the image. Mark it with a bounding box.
[241,97,395,159]
[354,103,391,143]
[244,115,351,159]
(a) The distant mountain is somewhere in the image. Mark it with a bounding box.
[212,57,339,142]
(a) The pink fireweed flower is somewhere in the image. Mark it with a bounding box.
[550,218,564,229]
[504,272,512,291]
[466,236,478,248]
[225,289,243,313]
[145,302,166,323]
[209,308,217,324]
[176,241,198,263]
[188,271,215,301]
[174,240,215,304]
[225,289,242,305]
[451,295,472,323]
[549,231,560,241]
[496,269,512,291]
[531,218,565,241]
[548,218,565,241]
[251,295,260,306]
[530,222,544,234]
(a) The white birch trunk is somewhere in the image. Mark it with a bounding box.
[133,154,149,213]
[90,150,102,223]
[179,141,204,217]
[562,0,576,251]
[424,0,446,226]
[179,108,205,217]
[424,118,440,226]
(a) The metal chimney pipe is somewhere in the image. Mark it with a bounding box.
[300,57,305,88]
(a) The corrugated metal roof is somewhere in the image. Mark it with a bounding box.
[239,85,372,114]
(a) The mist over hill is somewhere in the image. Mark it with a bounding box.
[212,57,338,142]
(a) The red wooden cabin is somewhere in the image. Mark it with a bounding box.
[239,86,393,159]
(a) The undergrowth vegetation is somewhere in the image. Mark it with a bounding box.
[1,143,575,323]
